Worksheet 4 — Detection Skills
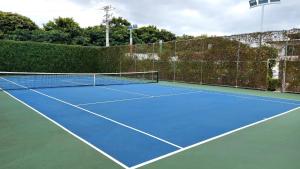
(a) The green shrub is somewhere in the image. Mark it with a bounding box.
[0,40,123,73]
[268,78,280,91]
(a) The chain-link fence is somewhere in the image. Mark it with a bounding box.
[280,40,300,93]
[115,38,299,94]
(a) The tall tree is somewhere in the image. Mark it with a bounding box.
[0,11,38,33]
[84,26,106,46]
[43,17,84,44]
[135,26,176,44]
[110,17,131,28]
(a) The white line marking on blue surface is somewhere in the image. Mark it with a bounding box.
[80,84,299,106]
[130,106,300,169]
[198,90,300,106]
[77,97,150,106]
[160,83,300,105]
[1,88,130,169]
[100,86,151,97]
[77,90,204,106]
[63,79,151,97]
[36,89,183,149]
[61,80,91,86]
[2,77,299,169]
[1,77,183,150]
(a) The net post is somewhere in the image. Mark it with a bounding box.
[156,71,159,83]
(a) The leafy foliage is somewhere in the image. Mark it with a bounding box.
[287,33,300,40]
[285,61,300,92]
[135,26,176,44]
[0,40,119,73]
[43,17,82,37]
[0,11,38,33]
[84,26,106,46]
[0,11,176,46]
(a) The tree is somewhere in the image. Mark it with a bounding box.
[1,12,178,46]
[135,26,176,44]
[4,29,71,44]
[110,17,131,28]
[84,26,106,46]
[43,17,83,44]
[159,29,176,42]
[0,11,38,33]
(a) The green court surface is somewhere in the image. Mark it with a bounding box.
[0,91,123,169]
[1,82,300,169]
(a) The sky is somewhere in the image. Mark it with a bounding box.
[0,0,299,36]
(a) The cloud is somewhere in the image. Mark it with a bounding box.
[0,0,299,36]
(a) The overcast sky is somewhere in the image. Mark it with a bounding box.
[0,0,299,36]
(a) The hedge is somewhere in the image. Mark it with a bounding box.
[0,40,120,73]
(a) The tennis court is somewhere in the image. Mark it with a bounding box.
[1,71,300,169]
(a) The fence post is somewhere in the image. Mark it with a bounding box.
[266,59,269,90]
[200,60,203,85]
[282,59,287,92]
[173,41,177,82]
[152,43,155,71]
[119,47,122,73]
[236,40,241,88]
[281,42,288,93]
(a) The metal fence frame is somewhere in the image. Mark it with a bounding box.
[118,38,299,94]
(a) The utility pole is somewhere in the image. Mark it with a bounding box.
[101,5,114,47]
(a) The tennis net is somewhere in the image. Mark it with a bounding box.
[0,71,159,90]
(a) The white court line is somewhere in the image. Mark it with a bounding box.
[198,90,300,106]
[0,83,129,169]
[77,87,299,107]
[63,79,151,97]
[34,89,182,149]
[52,79,300,106]
[0,77,183,151]
[3,77,300,169]
[61,80,91,86]
[77,90,204,106]
[100,86,151,97]
[160,83,300,105]
[130,106,300,169]
[87,84,299,106]
[77,97,150,106]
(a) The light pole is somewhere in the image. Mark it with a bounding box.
[249,0,281,46]
[128,24,138,46]
[128,24,138,71]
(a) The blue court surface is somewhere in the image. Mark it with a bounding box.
[3,81,300,168]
